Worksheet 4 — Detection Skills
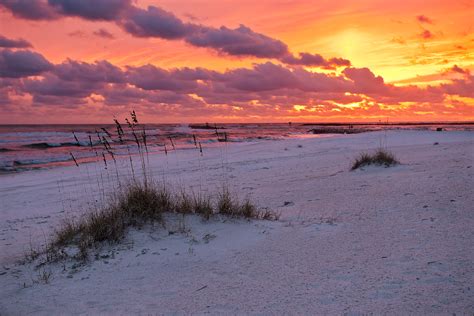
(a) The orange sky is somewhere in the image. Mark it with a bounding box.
[0,0,473,123]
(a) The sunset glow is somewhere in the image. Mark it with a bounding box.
[1,0,473,123]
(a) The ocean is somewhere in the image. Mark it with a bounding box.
[0,122,472,173]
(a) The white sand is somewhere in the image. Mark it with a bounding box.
[1,130,473,314]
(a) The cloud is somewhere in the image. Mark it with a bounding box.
[416,15,433,24]
[0,0,131,21]
[67,30,86,38]
[328,57,352,67]
[342,67,386,94]
[0,49,53,78]
[54,59,125,83]
[440,74,474,97]
[450,64,470,75]
[219,62,298,91]
[93,28,115,39]
[183,13,199,22]
[390,36,406,45]
[47,0,131,21]
[3,47,471,120]
[23,72,104,107]
[185,25,289,58]
[119,6,190,39]
[126,64,200,92]
[118,7,289,59]
[101,84,205,108]
[0,1,346,64]
[282,52,350,68]
[0,34,32,48]
[419,29,434,39]
[0,0,59,20]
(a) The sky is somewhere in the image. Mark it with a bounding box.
[0,0,473,123]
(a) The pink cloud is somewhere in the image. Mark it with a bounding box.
[0,1,347,65]
[419,29,434,39]
[1,47,472,120]
[416,15,433,24]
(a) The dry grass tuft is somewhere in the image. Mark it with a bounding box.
[217,187,237,216]
[174,190,194,214]
[351,148,399,170]
[192,192,213,220]
[239,199,258,218]
[119,184,171,222]
[49,182,172,259]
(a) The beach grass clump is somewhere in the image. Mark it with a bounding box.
[217,187,237,216]
[41,112,279,263]
[260,208,280,221]
[351,148,399,170]
[216,187,268,219]
[81,207,126,244]
[191,192,214,220]
[52,219,80,247]
[119,183,172,223]
[48,183,278,261]
[174,189,194,214]
[239,199,258,218]
[50,182,170,253]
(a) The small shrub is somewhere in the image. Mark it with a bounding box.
[351,149,399,170]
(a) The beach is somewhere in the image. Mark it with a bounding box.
[1,129,473,314]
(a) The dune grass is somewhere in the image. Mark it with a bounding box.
[351,148,399,170]
[47,181,276,261]
[34,112,279,263]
